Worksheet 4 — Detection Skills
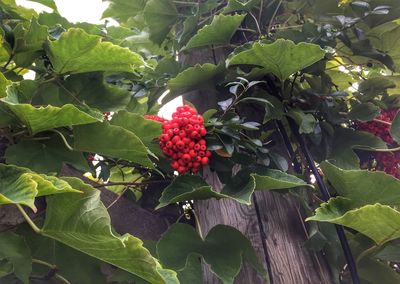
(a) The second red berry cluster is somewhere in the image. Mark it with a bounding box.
[354,108,398,144]
[159,105,211,174]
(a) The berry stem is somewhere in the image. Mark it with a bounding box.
[16,204,41,234]
[32,259,72,284]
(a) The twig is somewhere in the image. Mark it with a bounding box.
[192,209,204,239]
[249,12,262,36]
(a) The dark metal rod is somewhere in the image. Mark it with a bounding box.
[279,118,360,284]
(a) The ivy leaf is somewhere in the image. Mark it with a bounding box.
[46,28,145,74]
[307,198,400,245]
[390,110,400,143]
[348,102,380,121]
[167,63,225,99]
[329,128,387,169]
[321,161,400,207]
[111,110,162,153]
[156,223,266,284]
[1,101,103,134]
[0,232,31,284]
[143,0,178,45]
[228,39,326,81]
[185,14,245,50]
[42,178,178,284]
[5,137,90,174]
[73,122,154,168]
[102,0,146,22]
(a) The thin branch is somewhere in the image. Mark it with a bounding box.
[192,209,204,239]
[93,180,169,188]
[16,204,41,234]
[267,0,283,35]
[249,12,262,36]
[32,259,71,284]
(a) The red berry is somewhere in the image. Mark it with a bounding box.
[201,157,209,165]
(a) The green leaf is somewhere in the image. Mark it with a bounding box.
[329,128,387,169]
[0,73,10,98]
[185,14,245,50]
[348,102,380,122]
[358,257,400,284]
[167,63,225,99]
[307,198,400,245]
[390,110,400,143]
[143,0,178,45]
[321,161,400,207]
[287,110,317,134]
[0,163,82,210]
[368,20,400,70]
[102,0,146,22]
[228,39,326,81]
[0,232,31,284]
[73,122,154,168]
[1,101,103,134]
[5,137,90,174]
[156,175,229,209]
[42,177,178,284]
[223,0,260,13]
[111,110,162,152]
[252,169,312,190]
[0,260,13,278]
[46,28,145,74]
[358,77,396,101]
[157,223,266,284]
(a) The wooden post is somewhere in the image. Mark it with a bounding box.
[180,48,333,283]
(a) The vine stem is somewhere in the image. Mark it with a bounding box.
[267,0,283,35]
[285,117,361,284]
[16,204,41,234]
[49,129,74,151]
[192,209,204,239]
[32,259,72,284]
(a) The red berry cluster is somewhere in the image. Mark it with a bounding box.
[375,152,400,179]
[159,105,211,174]
[354,108,400,178]
[354,108,398,144]
[144,115,166,123]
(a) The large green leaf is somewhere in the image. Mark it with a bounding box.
[368,20,400,70]
[0,232,31,284]
[348,102,380,122]
[0,164,81,210]
[167,63,225,98]
[390,110,400,143]
[307,198,400,245]
[157,223,266,284]
[42,178,178,284]
[5,137,90,174]
[157,169,311,208]
[228,39,326,81]
[185,14,245,50]
[329,128,387,169]
[102,0,146,22]
[46,28,145,74]
[143,0,178,45]
[321,161,400,207]
[111,110,162,152]
[1,101,102,134]
[73,122,154,168]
